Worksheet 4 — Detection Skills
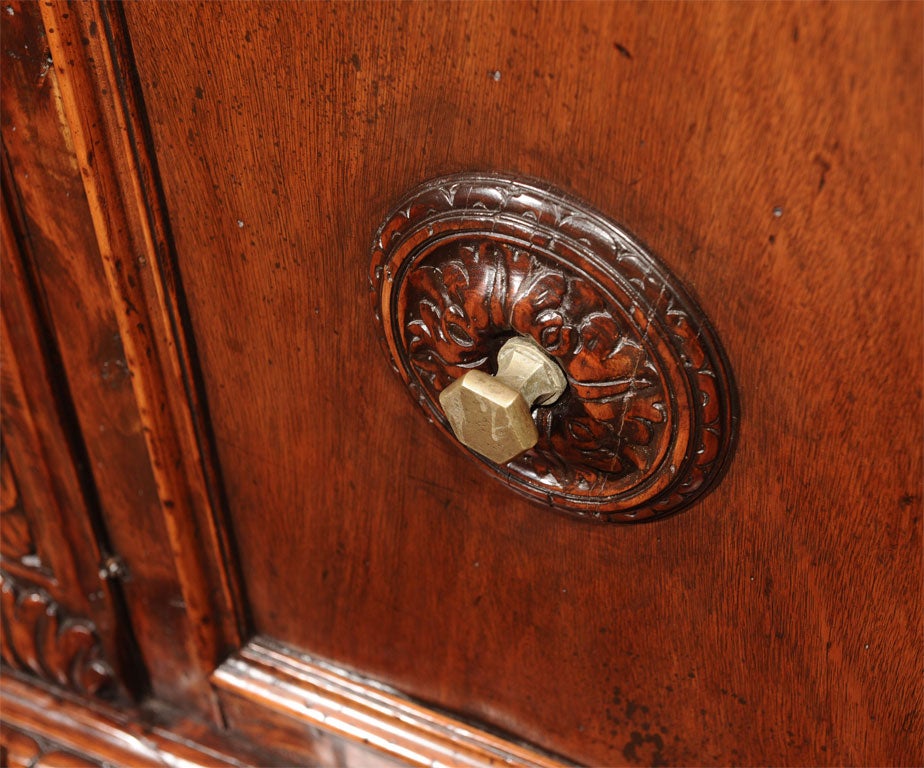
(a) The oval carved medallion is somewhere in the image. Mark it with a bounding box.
[370,173,738,522]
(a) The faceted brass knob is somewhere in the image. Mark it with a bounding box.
[438,336,567,464]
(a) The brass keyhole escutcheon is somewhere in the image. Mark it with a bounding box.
[439,336,567,464]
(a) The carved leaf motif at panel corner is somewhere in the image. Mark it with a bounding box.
[0,571,115,698]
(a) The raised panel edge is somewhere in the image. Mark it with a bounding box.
[212,637,576,768]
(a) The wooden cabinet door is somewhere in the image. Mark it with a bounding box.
[9,2,922,766]
[1,2,140,704]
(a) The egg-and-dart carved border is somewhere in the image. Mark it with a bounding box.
[370,173,739,522]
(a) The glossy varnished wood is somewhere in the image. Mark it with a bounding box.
[118,2,922,765]
[1,184,125,695]
[213,637,570,768]
[27,0,247,713]
[1,0,225,708]
[2,1,920,765]
[0,673,269,767]
[371,172,738,520]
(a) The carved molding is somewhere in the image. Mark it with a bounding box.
[212,637,571,768]
[0,571,114,698]
[0,723,100,768]
[1,674,265,767]
[371,173,738,521]
[38,0,246,707]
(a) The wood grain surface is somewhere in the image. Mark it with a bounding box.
[34,1,924,765]
[39,0,250,683]
[2,0,242,711]
[1,163,127,694]
[213,636,570,768]
[0,673,270,768]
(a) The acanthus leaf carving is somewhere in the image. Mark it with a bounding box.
[371,173,738,522]
[0,571,115,698]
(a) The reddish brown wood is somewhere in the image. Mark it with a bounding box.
[0,724,99,768]
[13,0,246,712]
[0,1,920,766]
[0,211,78,597]
[0,0,226,708]
[371,173,737,520]
[0,448,33,566]
[212,637,569,768]
[0,572,113,698]
[0,674,270,767]
[119,2,922,764]
[0,191,129,694]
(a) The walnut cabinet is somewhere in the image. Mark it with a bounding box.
[1,3,921,766]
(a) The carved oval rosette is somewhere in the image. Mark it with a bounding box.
[370,173,738,522]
